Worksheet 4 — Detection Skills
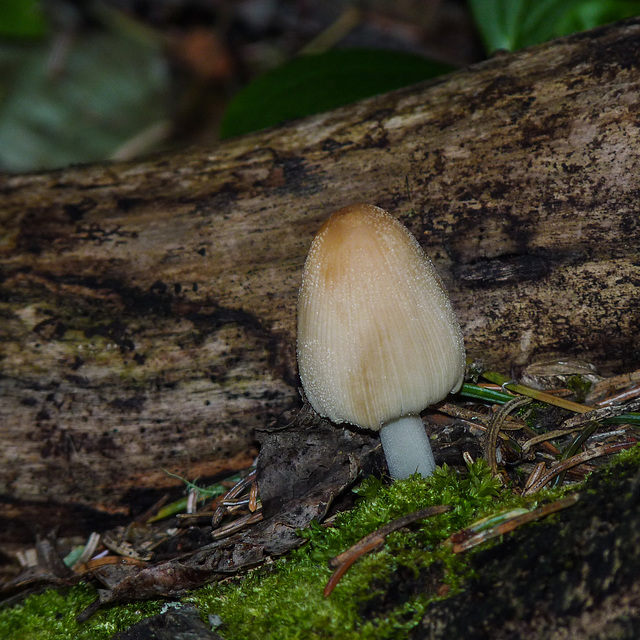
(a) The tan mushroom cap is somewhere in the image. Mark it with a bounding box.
[297,203,465,431]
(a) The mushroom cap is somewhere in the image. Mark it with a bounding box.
[297,203,465,431]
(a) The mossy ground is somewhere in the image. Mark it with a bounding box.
[2,453,622,640]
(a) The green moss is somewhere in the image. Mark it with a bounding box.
[187,461,531,639]
[588,440,640,486]
[0,585,163,639]
[565,374,592,403]
[0,460,580,640]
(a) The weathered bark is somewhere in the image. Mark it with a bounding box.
[1,19,639,526]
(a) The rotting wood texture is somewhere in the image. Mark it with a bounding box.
[1,19,639,524]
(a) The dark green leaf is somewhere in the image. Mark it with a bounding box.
[467,0,635,53]
[557,0,640,34]
[0,31,169,172]
[0,0,47,38]
[219,48,454,139]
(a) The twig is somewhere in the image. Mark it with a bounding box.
[324,504,451,597]
[211,511,263,540]
[597,386,640,406]
[522,462,546,494]
[187,489,199,514]
[71,532,102,571]
[223,469,258,501]
[481,371,593,413]
[587,429,630,443]
[438,403,523,430]
[136,494,169,523]
[482,371,640,425]
[147,470,244,523]
[440,401,562,458]
[213,470,258,525]
[522,426,585,452]
[485,396,532,475]
[446,494,579,553]
[522,441,636,495]
[561,399,640,429]
[249,480,259,512]
[222,497,251,509]
[323,537,385,598]
[299,7,362,55]
[76,555,149,573]
[588,368,640,405]
[550,422,600,488]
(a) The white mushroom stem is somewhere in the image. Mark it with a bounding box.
[379,415,436,479]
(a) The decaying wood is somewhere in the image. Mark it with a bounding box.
[412,456,640,640]
[1,20,640,524]
[0,408,384,612]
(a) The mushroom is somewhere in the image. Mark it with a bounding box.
[297,203,465,479]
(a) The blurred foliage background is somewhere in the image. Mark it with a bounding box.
[1,0,639,173]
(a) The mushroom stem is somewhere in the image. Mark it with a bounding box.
[379,415,436,479]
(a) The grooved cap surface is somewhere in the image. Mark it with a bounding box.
[297,204,465,431]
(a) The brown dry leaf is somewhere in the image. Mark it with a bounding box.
[72,406,383,618]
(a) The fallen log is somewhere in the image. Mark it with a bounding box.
[1,18,639,533]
